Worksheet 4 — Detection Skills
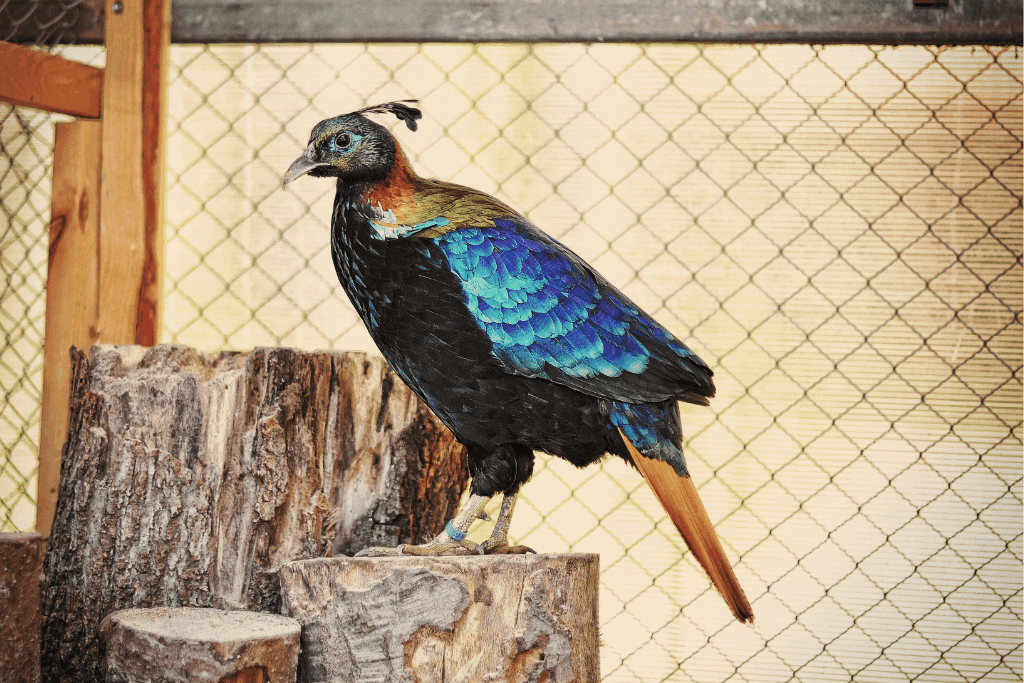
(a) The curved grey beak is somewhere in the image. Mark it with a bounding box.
[283,143,329,188]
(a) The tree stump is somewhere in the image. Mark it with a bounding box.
[41,344,468,683]
[101,607,300,683]
[279,554,600,683]
[0,532,46,683]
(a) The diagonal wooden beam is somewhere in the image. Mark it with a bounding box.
[0,41,102,118]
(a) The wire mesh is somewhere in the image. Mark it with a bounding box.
[161,43,1022,682]
[0,0,101,532]
[0,0,97,46]
[0,104,52,532]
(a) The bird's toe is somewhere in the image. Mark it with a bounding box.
[506,544,536,555]
[354,546,402,557]
[398,538,480,557]
[480,538,536,555]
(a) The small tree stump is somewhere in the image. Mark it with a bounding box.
[41,344,468,683]
[0,532,45,683]
[279,554,600,683]
[101,607,300,683]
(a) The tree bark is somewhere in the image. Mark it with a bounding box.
[0,532,45,683]
[279,554,600,683]
[40,344,468,683]
[100,607,300,683]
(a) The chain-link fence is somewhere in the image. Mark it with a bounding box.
[1,0,99,46]
[161,43,1022,682]
[0,101,52,532]
[0,0,102,532]
[0,36,1020,682]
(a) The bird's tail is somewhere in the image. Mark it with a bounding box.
[618,428,754,624]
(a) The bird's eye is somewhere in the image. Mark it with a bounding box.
[333,132,353,151]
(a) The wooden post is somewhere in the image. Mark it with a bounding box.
[40,344,468,682]
[279,554,601,683]
[138,0,171,345]
[37,0,169,535]
[101,608,300,683]
[37,121,102,538]
[0,533,46,683]
[97,0,146,345]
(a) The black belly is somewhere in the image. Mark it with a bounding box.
[333,219,615,468]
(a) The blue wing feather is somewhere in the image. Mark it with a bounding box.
[433,217,714,404]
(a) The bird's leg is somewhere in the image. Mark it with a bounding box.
[400,493,492,556]
[355,494,491,557]
[480,490,535,555]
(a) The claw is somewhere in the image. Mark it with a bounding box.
[482,540,535,555]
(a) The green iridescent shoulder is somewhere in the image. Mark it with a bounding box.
[366,181,517,239]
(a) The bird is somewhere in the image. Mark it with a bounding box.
[284,100,754,624]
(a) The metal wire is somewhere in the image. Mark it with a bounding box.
[159,43,1022,682]
[0,0,100,532]
[0,37,1019,682]
[0,105,51,532]
[0,0,94,46]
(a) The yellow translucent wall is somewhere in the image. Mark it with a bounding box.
[163,44,1022,682]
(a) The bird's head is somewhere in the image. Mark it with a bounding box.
[283,100,422,188]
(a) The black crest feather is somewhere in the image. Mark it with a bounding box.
[351,100,423,131]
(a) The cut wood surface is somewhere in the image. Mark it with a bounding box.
[101,607,300,683]
[0,533,45,683]
[40,344,468,683]
[0,42,102,117]
[280,554,600,683]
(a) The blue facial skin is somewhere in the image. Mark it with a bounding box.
[328,131,364,154]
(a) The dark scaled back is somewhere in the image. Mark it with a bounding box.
[350,100,423,131]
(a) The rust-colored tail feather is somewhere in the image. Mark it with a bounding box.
[618,429,754,624]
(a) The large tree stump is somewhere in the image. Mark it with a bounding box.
[0,532,46,683]
[41,344,468,683]
[101,607,300,683]
[279,554,600,683]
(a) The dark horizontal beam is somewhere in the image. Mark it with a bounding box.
[170,0,1022,45]
[3,0,1021,45]
[0,0,103,45]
